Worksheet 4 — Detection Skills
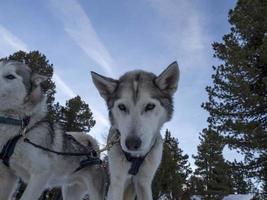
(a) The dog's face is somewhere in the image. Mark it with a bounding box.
[0,60,47,113]
[92,62,179,156]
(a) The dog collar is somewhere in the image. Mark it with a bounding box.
[110,129,145,175]
[123,151,146,175]
[0,116,23,126]
[0,116,30,128]
[122,136,158,176]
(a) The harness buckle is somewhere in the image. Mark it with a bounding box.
[20,116,31,139]
[98,133,120,153]
[21,127,28,139]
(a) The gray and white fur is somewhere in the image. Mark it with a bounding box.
[91,62,179,200]
[0,60,106,200]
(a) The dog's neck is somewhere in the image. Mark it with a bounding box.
[0,98,47,129]
[0,111,21,120]
[108,127,163,175]
[121,132,160,176]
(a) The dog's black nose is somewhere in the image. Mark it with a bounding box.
[125,136,142,151]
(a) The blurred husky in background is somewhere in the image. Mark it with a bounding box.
[0,60,106,200]
[91,62,179,200]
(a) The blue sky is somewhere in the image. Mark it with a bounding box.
[0,0,238,167]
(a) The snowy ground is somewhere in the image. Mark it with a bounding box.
[223,194,254,200]
[191,194,254,200]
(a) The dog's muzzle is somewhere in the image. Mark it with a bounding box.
[125,136,142,151]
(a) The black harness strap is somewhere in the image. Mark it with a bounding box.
[74,157,102,173]
[0,135,22,167]
[0,116,102,171]
[23,138,99,157]
[121,136,157,176]
[0,117,22,126]
[0,116,30,167]
[23,138,102,172]
[123,151,146,175]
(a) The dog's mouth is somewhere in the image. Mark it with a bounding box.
[122,148,146,157]
[120,140,151,157]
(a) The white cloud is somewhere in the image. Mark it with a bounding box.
[0,24,109,137]
[0,24,77,103]
[0,24,29,55]
[49,0,115,76]
[89,108,110,141]
[53,73,77,98]
[148,0,210,67]
[48,0,115,139]
[53,72,109,139]
[91,108,109,128]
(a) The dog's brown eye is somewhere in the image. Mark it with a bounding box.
[5,74,16,80]
[118,104,127,112]
[145,103,155,112]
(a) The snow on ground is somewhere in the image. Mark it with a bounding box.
[191,195,202,200]
[223,194,254,200]
[191,194,254,200]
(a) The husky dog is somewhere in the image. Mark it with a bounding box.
[0,60,106,200]
[91,62,179,200]
[61,131,107,200]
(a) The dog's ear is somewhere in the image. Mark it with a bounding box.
[91,71,118,101]
[155,61,179,95]
[26,74,48,104]
[31,74,48,86]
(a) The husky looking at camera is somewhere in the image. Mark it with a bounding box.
[91,62,179,200]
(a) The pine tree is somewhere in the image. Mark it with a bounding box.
[202,0,267,194]
[152,130,192,200]
[58,96,96,132]
[261,166,267,199]
[227,160,253,194]
[193,128,231,200]
[188,175,205,196]
[1,51,56,118]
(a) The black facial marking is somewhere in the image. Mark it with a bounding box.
[5,74,16,80]
[109,111,115,125]
[133,73,141,103]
